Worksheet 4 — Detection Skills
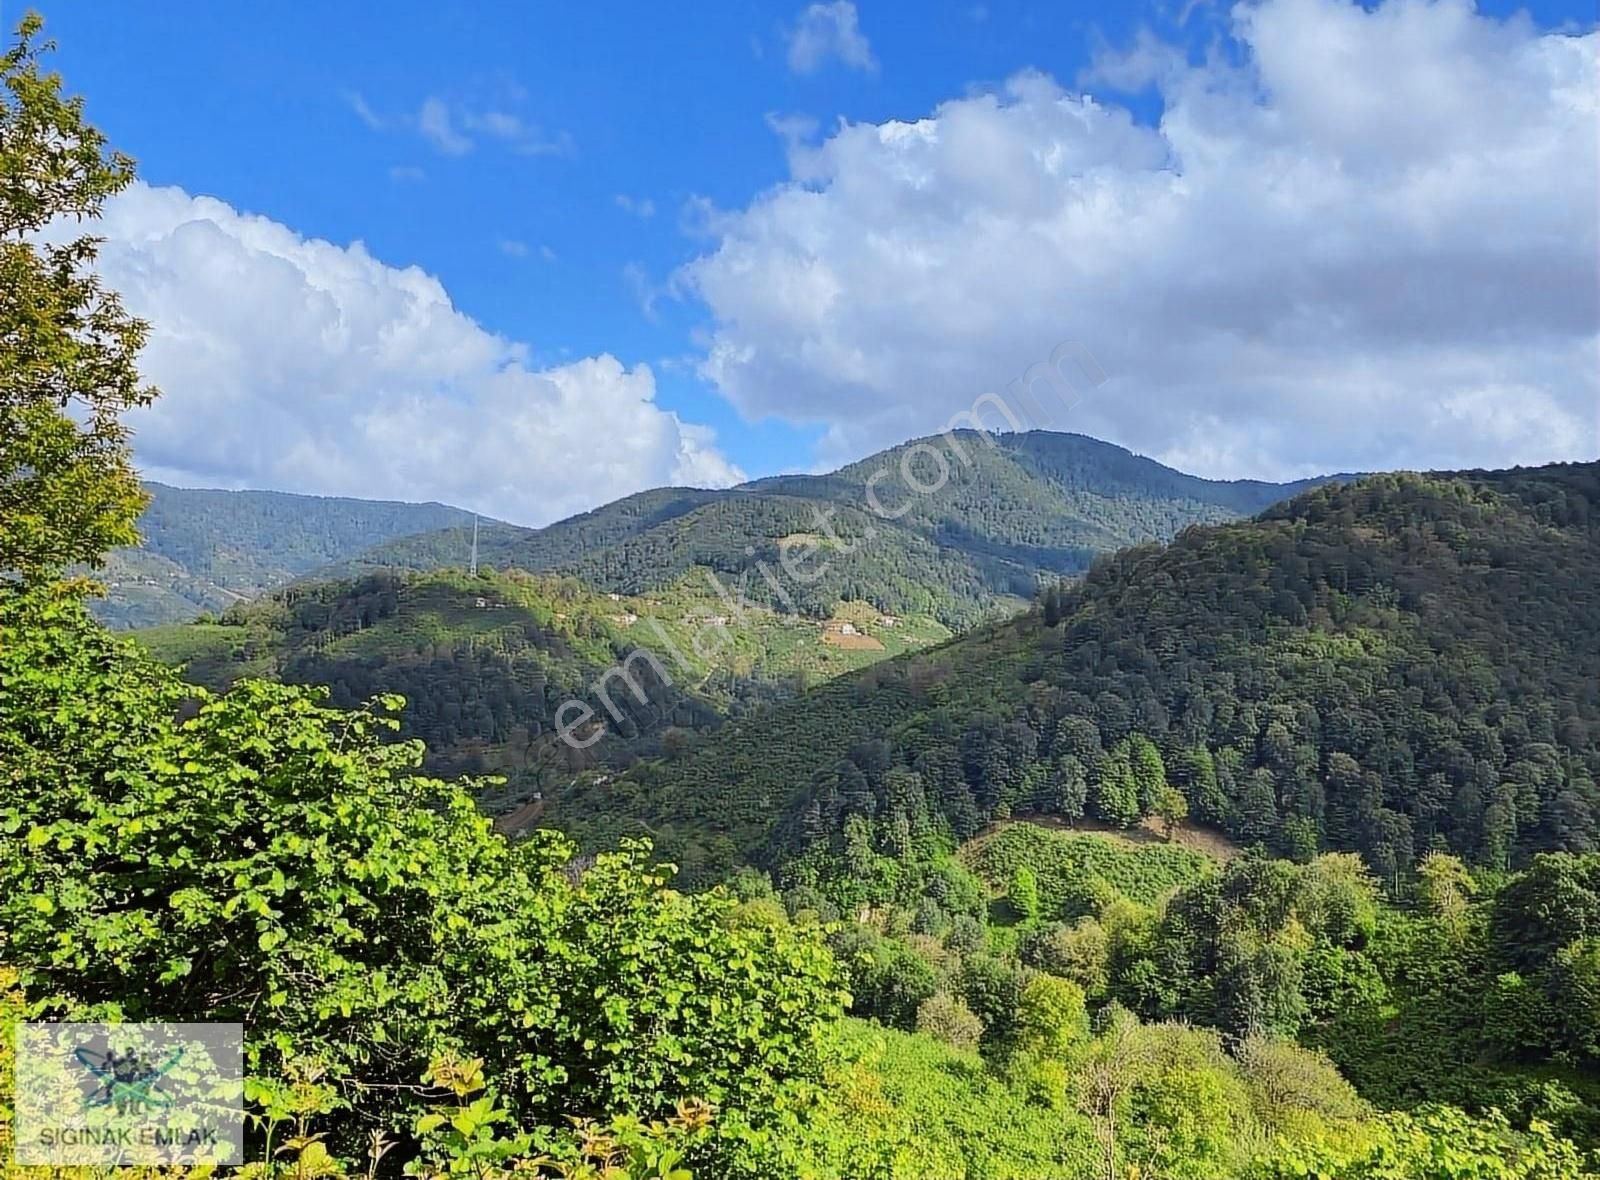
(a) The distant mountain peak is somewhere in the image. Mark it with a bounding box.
[323,429,1331,629]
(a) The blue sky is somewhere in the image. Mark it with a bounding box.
[23,0,1600,523]
[42,0,1177,475]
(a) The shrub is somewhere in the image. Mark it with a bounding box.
[1251,1107,1591,1179]
[1015,975,1089,1058]
[915,993,983,1052]
[1234,1035,1367,1130]
[957,955,1027,1055]
[946,914,986,955]
[1020,918,1112,997]
[966,825,1210,918]
[1008,866,1041,923]
[911,895,948,936]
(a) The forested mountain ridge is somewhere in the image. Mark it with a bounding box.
[89,482,483,628]
[321,430,1327,628]
[552,461,1600,884]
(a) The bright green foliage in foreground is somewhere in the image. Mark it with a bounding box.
[0,581,845,1171]
[792,1018,1593,1180]
[802,1018,1103,1177]
[748,812,1600,1155]
[1256,1108,1588,1180]
[3,576,1596,1177]
[1,973,714,1180]
[8,576,1594,1178]
[1310,855,1600,1145]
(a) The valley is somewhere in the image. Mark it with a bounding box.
[560,462,1600,884]
[123,429,1330,814]
[79,450,1600,1173]
[134,566,951,804]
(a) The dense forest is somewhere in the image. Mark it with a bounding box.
[140,570,714,781]
[91,482,481,628]
[759,819,1600,1153]
[100,431,1323,635]
[13,575,1597,1177]
[322,430,1327,629]
[563,463,1600,888]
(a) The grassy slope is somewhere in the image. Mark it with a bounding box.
[815,1018,1101,1179]
[961,822,1218,912]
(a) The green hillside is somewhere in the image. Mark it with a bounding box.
[89,482,482,628]
[777,817,1600,1159]
[551,462,1600,884]
[136,567,951,810]
[96,433,1317,634]
[323,431,1324,629]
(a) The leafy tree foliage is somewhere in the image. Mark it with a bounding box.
[0,581,846,1164]
[1254,1107,1589,1180]
[1007,865,1041,922]
[0,15,154,577]
[913,992,983,1052]
[1014,974,1089,1058]
[1156,785,1190,840]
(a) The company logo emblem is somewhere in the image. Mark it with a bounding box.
[74,1046,184,1114]
[15,1022,243,1165]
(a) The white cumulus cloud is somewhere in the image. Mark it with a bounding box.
[786,1,876,75]
[688,0,1599,478]
[77,183,743,524]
